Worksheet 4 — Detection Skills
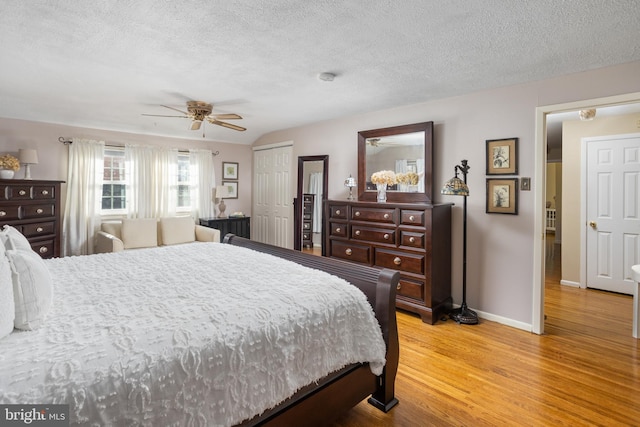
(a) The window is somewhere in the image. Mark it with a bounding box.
[102,148,126,212]
[177,153,191,210]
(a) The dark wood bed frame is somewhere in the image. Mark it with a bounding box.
[224,234,400,426]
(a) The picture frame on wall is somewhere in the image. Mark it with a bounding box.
[486,138,518,175]
[222,181,238,199]
[486,178,518,215]
[222,162,239,180]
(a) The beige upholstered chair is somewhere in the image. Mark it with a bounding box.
[95,216,220,254]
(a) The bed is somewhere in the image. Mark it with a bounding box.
[0,233,399,426]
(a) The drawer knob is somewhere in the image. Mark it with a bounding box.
[19,190,26,196]
[383,233,390,240]
[345,248,352,256]
[36,208,44,214]
[409,215,415,221]
[336,227,341,233]
[0,211,5,217]
[42,190,49,195]
[335,209,341,215]
[393,257,402,266]
[36,227,43,232]
[383,213,390,219]
[354,230,360,236]
[409,237,416,243]
[39,246,48,254]
[355,211,360,217]
[397,283,402,291]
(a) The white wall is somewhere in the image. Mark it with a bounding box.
[252,60,640,327]
[0,118,254,216]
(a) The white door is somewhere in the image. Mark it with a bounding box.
[586,133,640,294]
[252,144,293,248]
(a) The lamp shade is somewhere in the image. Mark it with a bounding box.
[18,149,38,164]
[344,175,356,188]
[441,176,469,196]
[216,185,231,199]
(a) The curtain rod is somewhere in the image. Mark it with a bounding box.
[59,136,220,156]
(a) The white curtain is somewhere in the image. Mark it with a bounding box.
[416,158,425,192]
[395,159,408,174]
[125,145,179,218]
[189,149,216,219]
[308,172,323,233]
[63,138,104,256]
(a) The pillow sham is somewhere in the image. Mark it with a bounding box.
[6,247,53,330]
[0,243,15,338]
[0,225,32,252]
[121,218,158,249]
[160,216,196,246]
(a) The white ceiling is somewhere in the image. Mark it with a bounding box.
[1,1,639,145]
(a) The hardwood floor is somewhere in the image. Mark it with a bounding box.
[330,238,640,426]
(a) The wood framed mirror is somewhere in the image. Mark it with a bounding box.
[294,155,329,254]
[357,121,433,203]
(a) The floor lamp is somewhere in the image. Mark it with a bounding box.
[441,159,478,325]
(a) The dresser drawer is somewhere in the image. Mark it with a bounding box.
[32,186,55,199]
[401,209,425,226]
[329,204,348,219]
[330,240,371,264]
[351,207,395,223]
[302,221,311,230]
[330,222,347,237]
[396,277,424,301]
[303,194,314,203]
[375,248,425,275]
[0,205,20,221]
[400,231,425,249]
[22,204,54,218]
[30,239,55,259]
[22,221,55,237]
[351,226,395,245]
[7,185,32,200]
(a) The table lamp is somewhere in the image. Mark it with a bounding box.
[19,149,38,180]
[215,185,231,218]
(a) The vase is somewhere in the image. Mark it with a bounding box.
[0,169,15,179]
[376,183,387,203]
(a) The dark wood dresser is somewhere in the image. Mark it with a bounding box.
[199,216,251,242]
[302,193,315,248]
[324,200,452,324]
[0,179,64,258]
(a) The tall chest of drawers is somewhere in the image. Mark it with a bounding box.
[0,179,64,258]
[302,193,315,248]
[324,200,452,324]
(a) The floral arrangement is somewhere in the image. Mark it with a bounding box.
[396,172,419,185]
[370,170,396,185]
[0,154,20,171]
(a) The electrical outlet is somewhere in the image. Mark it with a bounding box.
[521,177,531,191]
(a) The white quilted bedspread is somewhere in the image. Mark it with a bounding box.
[0,243,386,426]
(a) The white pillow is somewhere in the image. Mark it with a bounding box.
[0,225,32,252]
[0,243,15,338]
[160,216,196,246]
[6,247,53,330]
[121,218,158,249]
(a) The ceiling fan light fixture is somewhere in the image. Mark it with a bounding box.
[190,120,203,130]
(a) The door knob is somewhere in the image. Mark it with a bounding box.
[589,221,597,229]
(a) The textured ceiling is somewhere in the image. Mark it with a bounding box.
[0,1,639,145]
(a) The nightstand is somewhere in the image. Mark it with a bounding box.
[199,217,250,242]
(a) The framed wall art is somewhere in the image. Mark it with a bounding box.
[486,178,518,215]
[486,138,518,175]
[222,162,239,180]
[222,181,238,199]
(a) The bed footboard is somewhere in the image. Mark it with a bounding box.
[223,234,400,422]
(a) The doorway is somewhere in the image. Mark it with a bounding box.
[533,92,640,335]
[294,155,328,255]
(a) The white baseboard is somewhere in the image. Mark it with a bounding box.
[560,280,580,288]
[449,304,532,332]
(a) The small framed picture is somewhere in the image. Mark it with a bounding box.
[486,138,518,175]
[222,162,239,180]
[486,178,518,215]
[222,181,238,199]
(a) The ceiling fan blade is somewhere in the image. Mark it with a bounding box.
[211,113,242,120]
[142,114,189,118]
[208,119,246,132]
[190,120,203,130]
[161,105,190,115]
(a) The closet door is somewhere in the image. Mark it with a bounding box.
[253,143,293,248]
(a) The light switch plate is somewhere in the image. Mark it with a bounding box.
[521,177,531,191]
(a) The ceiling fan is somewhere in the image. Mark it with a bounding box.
[143,101,246,132]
